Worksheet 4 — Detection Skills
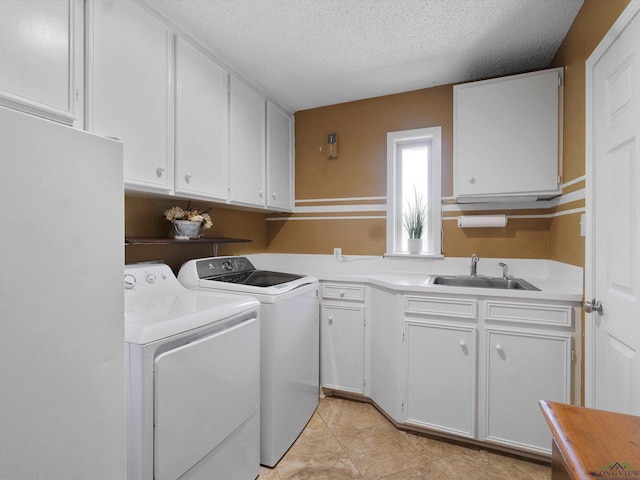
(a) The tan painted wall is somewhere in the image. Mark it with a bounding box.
[124,0,630,268]
[547,0,630,267]
[125,196,267,271]
[271,80,556,257]
[267,0,630,262]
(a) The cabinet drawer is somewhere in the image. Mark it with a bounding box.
[322,284,365,301]
[484,301,573,327]
[405,296,477,319]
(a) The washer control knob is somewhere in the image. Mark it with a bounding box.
[124,274,136,290]
[146,273,156,284]
[222,260,233,271]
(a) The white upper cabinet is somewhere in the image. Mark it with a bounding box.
[87,0,174,194]
[0,0,82,126]
[85,0,293,207]
[174,37,229,202]
[454,68,563,202]
[229,76,266,208]
[266,100,294,211]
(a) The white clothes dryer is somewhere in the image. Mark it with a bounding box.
[124,263,260,480]
[178,256,320,467]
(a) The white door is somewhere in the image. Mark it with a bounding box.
[586,0,640,415]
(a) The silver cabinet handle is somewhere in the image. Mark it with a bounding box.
[156,166,165,177]
[584,298,604,314]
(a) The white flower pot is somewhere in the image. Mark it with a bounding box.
[172,220,201,239]
[408,238,423,254]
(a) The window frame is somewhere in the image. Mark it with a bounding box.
[386,127,442,257]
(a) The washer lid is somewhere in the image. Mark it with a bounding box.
[124,290,259,344]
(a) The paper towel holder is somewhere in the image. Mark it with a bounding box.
[457,215,508,228]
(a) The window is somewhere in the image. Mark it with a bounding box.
[386,127,442,256]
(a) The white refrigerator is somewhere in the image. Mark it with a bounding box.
[0,106,125,479]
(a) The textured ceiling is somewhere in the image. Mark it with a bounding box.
[147,0,584,112]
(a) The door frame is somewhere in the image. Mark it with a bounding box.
[584,0,640,408]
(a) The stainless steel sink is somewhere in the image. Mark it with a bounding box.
[425,275,540,291]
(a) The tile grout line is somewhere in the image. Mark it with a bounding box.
[317,404,366,478]
[331,428,366,479]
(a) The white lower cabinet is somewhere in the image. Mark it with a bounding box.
[369,287,403,420]
[405,320,477,438]
[321,303,365,394]
[482,328,572,454]
[322,284,577,458]
[320,283,366,394]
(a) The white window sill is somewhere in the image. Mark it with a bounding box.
[384,253,445,261]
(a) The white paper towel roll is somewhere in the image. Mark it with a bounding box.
[457,215,508,228]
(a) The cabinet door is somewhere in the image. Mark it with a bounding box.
[266,100,293,211]
[405,321,476,438]
[174,37,228,201]
[229,76,265,207]
[87,0,173,194]
[454,68,561,200]
[370,288,402,421]
[321,304,365,394]
[484,329,572,454]
[0,0,78,125]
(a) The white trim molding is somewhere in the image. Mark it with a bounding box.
[561,175,586,189]
[266,215,385,222]
[295,204,386,214]
[295,196,387,204]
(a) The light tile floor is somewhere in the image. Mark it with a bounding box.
[259,396,551,480]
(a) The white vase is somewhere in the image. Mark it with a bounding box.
[172,220,201,239]
[407,238,423,254]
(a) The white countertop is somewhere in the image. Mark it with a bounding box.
[245,254,583,303]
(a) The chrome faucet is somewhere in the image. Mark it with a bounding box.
[498,262,509,280]
[470,254,479,277]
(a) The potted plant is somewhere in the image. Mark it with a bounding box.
[403,188,428,254]
[164,202,213,239]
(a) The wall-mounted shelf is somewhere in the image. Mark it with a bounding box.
[125,237,252,256]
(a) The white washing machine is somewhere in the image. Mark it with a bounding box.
[124,263,261,480]
[178,256,320,467]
